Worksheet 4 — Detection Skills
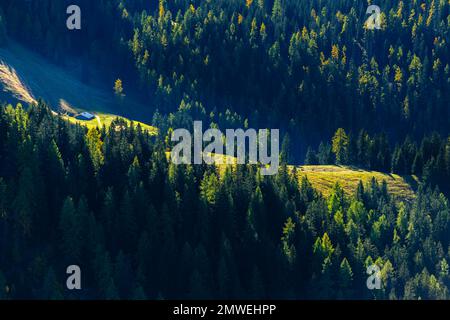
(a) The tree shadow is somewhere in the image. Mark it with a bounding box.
[401,175,419,192]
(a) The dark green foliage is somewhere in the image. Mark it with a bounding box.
[0,102,448,299]
[304,147,319,165]
[123,0,450,158]
[0,9,7,46]
[2,1,449,160]
[0,0,449,301]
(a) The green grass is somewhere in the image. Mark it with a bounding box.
[0,41,158,135]
[164,151,418,202]
[295,165,417,202]
[62,113,158,135]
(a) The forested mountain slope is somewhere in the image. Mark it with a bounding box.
[0,0,449,301]
[0,102,448,300]
[296,165,416,202]
[0,41,155,130]
[1,0,449,147]
[127,0,450,142]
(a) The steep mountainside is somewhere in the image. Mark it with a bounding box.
[0,41,154,129]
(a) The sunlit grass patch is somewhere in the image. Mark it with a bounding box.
[161,152,417,202]
[62,112,158,135]
[295,165,417,202]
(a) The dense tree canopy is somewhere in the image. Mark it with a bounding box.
[0,102,448,299]
[1,0,449,159]
[0,0,449,300]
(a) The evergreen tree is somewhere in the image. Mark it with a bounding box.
[305,147,319,165]
[332,128,350,165]
[338,258,354,298]
[0,270,7,299]
[0,10,7,46]
[59,197,81,262]
[40,268,63,300]
[318,142,334,165]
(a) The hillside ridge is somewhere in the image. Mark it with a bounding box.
[0,41,155,132]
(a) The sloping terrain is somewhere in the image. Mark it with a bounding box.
[62,113,158,134]
[296,165,417,202]
[0,41,156,133]
[165,152,417,202]
[0,62,36,105]
[0,42,416,201]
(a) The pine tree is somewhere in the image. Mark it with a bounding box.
[318,142,334,165]
[247,186,265,240]
[445,138,450,178]
[189,270,210,299]
[13,167,36,236]
[0,270,7,299]
[260,22,267,42]
[280,133,291,164]
[332,128,350,165]
[271,0,283,22]
[249,266,265,299]
[45,140,66,220]
[59,197,81,262]
[159,0,166,19]
[217,256,230,299]
[338,258,354,298]
[281,217,296,266]
[132,284,147,300]
[41,267,63,300]
[328,183,346,215]
[93,246,119,299]
[114,79,124,96]
[114,251,133,298]
[0,178,6,218]
[85,128,104,173]
[0,11,7,46]
[305,147,318,165]
[118,191,138,252]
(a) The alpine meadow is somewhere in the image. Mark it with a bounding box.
[0,0,450,301]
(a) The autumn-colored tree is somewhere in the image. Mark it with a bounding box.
[85,128,104,172]
[332,128,349,165]
[114,79,124,96]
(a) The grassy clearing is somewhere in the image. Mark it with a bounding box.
[295,165,417,202]
[0,43,417,201]
[0,41,157,133]
[163,151,417,201]
[62,112,158,134]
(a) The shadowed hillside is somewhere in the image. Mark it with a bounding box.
[0,41,155,131]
